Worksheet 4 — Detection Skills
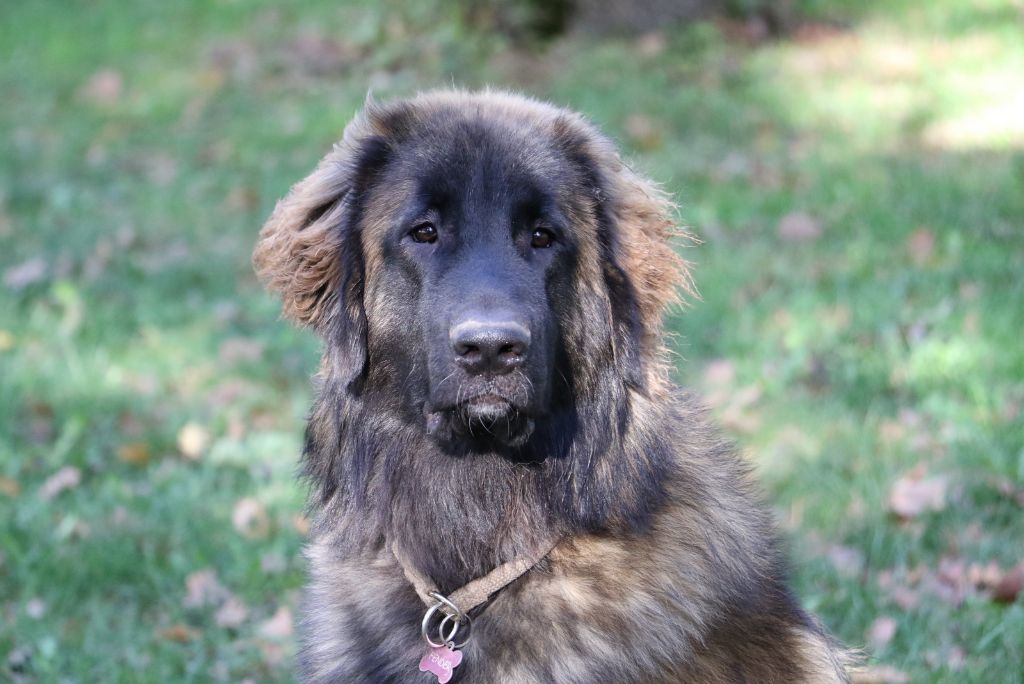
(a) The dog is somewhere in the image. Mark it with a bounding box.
[254,90,851,683]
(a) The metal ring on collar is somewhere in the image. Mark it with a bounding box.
[427,591,467,621]
[421,593,472,649]
[439,611,472,649]
[421,602,460,648]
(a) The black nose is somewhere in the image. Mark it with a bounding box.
[450,318,531,375]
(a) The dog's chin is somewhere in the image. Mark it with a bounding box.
[426,395,536,451]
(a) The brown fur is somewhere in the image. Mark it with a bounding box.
[254,89,851,683]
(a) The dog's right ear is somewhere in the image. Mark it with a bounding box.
[253,106,394,388]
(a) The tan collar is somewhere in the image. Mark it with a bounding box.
[392,536,561,616]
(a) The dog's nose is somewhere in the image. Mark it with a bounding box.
[450,318,530,375]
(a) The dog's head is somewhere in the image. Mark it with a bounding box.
[254,91,690,454]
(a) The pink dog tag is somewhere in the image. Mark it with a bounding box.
[418,645,463,683]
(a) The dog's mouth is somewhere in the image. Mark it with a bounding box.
[460,393,515,421]
[425,392,536,450]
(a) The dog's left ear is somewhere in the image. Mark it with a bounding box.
[253,105,394,387]
[601,163,695,395]
[553,113,693,395]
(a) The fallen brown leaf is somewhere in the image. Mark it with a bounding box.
[79,68,123,104]
[702,358,737,389]
[215,596,249,629]
[967,560,1003,589]
[3,257,48,290]
[623,114,663,152]
[719,384,763,434]
[39,466,81,500]
[259,606,293,639]
[158,624,199,643]
[888,467,947,519]
[991,562,1024,603]
[827,545,865,578]
[117,442,151,466]
[232,497,271,539]
[258,639,287,666]
[636,31,666,56]
[261,552,287,574]
[27,401,55,443]
[889,584,919,610]
[906,227,935,266]
[866,616,898,651]
[283,29,355,76]
[958,281,980,302]
[777,211,822,242]
[924,557,971,606]
[184,569,228,609]
[219,337,265,364]
[206,378,260,409]
[0,476,20,497]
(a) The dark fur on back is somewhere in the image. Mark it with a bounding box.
[255,90,851,683]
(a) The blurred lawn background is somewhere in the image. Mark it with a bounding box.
[2,0,1023,681]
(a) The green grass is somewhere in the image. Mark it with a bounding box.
[2,0,1022,681]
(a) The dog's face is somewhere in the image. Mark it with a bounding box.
[360,115,589,450]
[254,92,689,456]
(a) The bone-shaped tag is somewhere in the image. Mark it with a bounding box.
[418,645,463,683]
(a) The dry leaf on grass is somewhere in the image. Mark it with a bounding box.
[232,497,271,539]
[937,646,967,672]
[261,553,287,574]
[184,569,229,609]
[635,31,666,57]
[117,442,151,466]
[719,384,763,435]
[777,211,822,242]
[888,466,947,518]
[39,466,81,500]
[879,557,1022,609]
[79,68,123,104]
[3,257,48,290]
[623,114,664,151]
[827,545,865,578]
[158,624,199,643]
[888,584,920,610]
[259,606,293,639]
[219,337,265,364]
[258,639,287,667]
[906,227,935,266]
[214,596,249,629]
[0,476,20,497]
[991,562,1024,604]
[866,616,898,651]
[702,358,737,390]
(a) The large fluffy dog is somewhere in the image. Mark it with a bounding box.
[254,90,850,683]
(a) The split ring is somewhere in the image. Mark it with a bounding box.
[439,611,472,649]
[420,593,473,649]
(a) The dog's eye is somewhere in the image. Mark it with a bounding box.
[530,227,555,249]
[410,222,438,244]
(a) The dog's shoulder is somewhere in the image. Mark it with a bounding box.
[508,391,852,683]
